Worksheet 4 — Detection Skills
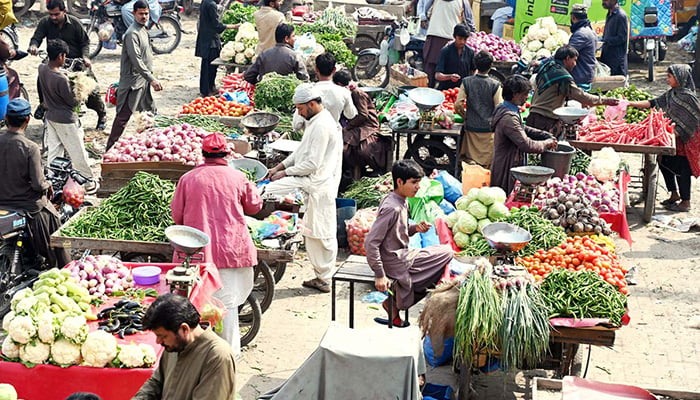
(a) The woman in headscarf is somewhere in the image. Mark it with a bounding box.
[629,64,700,212]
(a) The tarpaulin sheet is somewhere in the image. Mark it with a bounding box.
[0,262,221,400]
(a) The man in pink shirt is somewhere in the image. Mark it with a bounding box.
[171,133,263,357]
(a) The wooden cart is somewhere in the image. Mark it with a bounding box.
[569,140,676,222]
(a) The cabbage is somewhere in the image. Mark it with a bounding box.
[488,203,510,221]
[477,218,492,234]
[468,201,488,219]
[477,187,497,206]
[453,232,470,249]
[455,195,471,211]
[455,213,478,234]
[0,383,17,400]
[470,232,483,243]
[489,187,507,204]
[445,211,460,228]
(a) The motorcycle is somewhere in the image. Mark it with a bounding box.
[0,157,92,316]
[0,25,29,111]
[352,18,425,88]
[12,0,37,18]
[82,0,182,59]
[629,0,672,82]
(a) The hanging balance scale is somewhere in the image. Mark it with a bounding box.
[240,112,281,166]
[481,222,532,267]
[164,225,210,297]
[509,165,555,203]
[408,88,445,130]
[553,106,589,140]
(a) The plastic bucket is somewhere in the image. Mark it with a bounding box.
[336,198,357,248]
[0,73,8,120]
[541,144,575,178]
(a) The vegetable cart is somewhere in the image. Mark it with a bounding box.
[569,140,676,222]
[211,58,251,75]
[392,126,462,177]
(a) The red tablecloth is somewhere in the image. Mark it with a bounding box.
[0,262,222,400]
[505,171,633,247]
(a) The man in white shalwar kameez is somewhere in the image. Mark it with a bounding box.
[265,84,343,293]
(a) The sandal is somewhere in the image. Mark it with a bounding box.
[660,198,680,206]
[373,317,410,328]
[664,203,690,212]
[302,278,330,293]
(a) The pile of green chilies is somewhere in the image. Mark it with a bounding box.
[499,206,567,256]
[61,172,175,242]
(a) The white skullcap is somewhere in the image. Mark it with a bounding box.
[292,83,322,104]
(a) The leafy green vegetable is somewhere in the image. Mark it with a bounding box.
[221,3,256,44]
[254,73,302,113]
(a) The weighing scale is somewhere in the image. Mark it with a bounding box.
[164,225,210,297]
[240,112,281,167]
[481,222,532,267]
[553,106,589,140]
[408,88,445,130]
[510,165,555,203]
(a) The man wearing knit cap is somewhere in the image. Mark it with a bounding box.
[264,84,343,293]
[171,132,263,357]
[568,4,598,90]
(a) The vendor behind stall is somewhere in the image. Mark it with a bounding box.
[628,64,700,213]
[526,45,618,136]
[434,24,475,91]
[491,75,557,194]
[364,159,454,327]
[244,23,309,85]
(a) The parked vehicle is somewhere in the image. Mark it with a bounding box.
[12,0,36,18]
[629,0,672,82]
[82,0,182,59]
[0,25,29,104]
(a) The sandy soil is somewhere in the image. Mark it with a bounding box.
[7,11,700,399]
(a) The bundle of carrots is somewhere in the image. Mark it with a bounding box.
[578,109,674,147]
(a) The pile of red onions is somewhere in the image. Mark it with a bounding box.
[533,173,620,214]
[466,31,521,62]
[103,124,237,165]
[65,255,134,298]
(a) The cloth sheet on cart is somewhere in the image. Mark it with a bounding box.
[0,262,222,400]
[562,376,657,399]
[258,322,427,400]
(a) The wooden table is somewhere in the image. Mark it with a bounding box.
[569,140,676,222]
[392,124,462,177]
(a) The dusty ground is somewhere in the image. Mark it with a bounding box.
[8,9,700,399]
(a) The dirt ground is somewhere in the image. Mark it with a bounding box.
[7,10,700,399]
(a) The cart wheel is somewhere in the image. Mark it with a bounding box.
[403,137,457,175]
[238,294,262,347]
[270,261,287,283]
[120,252,169,263]
[352,35,378,55]
[253,261,275,313]
[643,155,658,223]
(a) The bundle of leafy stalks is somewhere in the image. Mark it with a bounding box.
[221,2,255,44]
[341,173,392,209]
[254,73,302,113]
[61,172,175,242]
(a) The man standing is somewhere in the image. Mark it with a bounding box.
[423,0,475,88]
[171,133,262,358]
[312,53,357,122]
[568,4,598,90]
[196,0,237,97]
[434,24,475,91]
[600,0,628,77]
[29,0,107,130]
[38,39,97,192]
[244,24,308,85]
[254,0,285,55]
[132,293,236,400]
[107,0,162,151]
[0,99,70,268]
[264,84,342,293]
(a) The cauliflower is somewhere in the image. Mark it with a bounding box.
[9,288,32,311]
[13,296,37,315]
[233,41,245,53]
[243,47,255,59]
[8,315,36,344]
[117,344,146,368]
[540,16,557,32]
[544,36,559,51]
[234,53,247,65]
[220,42,237,61]
[139,344,157,367]
[81,330,118,367]
[2,311,15,331]
[37,312,58,344]
[51,338,82,366]
[1,337,20,359]
[527,40,543,52]
[235,22,257,41]
[20,341,51,365]
[556,30,570,44]
[536,48,552,59]
[520,50,535,62]
[60,315,88,344]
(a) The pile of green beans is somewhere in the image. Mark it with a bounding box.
[539,269,627,325]
[61,172,175,242]
[456,237,496,257]
[499,206,567,256]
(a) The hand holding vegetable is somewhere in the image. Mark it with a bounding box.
[375,276,390,293]
[602,98,619,106]
[415,221,431,233]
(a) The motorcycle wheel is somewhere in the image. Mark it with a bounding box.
[66,0,91,18]
[85,23,103,59]
[352,53,389,88]
[647,47,654,82]
[0,242,15,317]
[150,16,182,55]
[13,0,35,19]
[0,29,17,50]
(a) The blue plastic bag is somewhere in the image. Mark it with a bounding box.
[222,91,251,105]
[408,219,422,249]
[423,336,454,368]
[420,225,440,248]
[422,383,453,400]
[439,199,456,215]
[434,170,462,204]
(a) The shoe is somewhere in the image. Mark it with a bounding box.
[660,198,679,206]
[373,317,410,328]
[664,203,690,212]
[302,278,330,293]
[84,180,99,195]
[96,116,107,131]
[34,104,46,120]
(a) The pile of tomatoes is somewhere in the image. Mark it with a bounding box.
[441,87,459,112]
[180,96,253,117]
[517,236,629,294]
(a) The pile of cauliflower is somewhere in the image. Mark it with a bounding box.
[519,16,570,61]
[1,288,156,369]
[220,22,258,65]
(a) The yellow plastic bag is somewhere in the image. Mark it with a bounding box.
[0,0,18,31]
[461,163,490,193]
